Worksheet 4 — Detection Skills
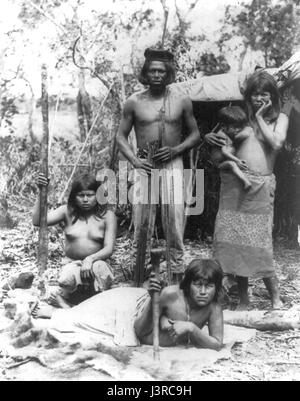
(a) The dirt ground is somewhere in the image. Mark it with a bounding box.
[0,200,300,381]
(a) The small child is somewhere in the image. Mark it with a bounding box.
[211,106,251,189]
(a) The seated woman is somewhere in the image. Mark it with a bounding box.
[134,259,224,350]
[32,172,116,309]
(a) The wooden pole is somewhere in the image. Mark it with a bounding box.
[134,142,158,286]
[164,175,173,285]
[38,64,49,294]
[150,248,163,361]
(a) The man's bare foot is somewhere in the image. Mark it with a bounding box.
[48,293,71,309]
[31,302,55,319]
[272,299,284,310]
[263,277,283,310]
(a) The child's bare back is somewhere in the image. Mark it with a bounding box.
[211,128,251,189]
[210,106,252,189]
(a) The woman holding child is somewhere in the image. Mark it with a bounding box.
[206,71,289,310]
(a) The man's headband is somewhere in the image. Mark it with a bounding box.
[144,48,174,63]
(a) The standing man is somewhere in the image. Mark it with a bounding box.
[117,48,201,283]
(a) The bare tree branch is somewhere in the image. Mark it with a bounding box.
[187,0,200,13]
[5,29,22,36]
[174,0,185,31]
[1,63,22,88]
[72,35,112,90]
[72,36,91,71]
[28,0,66,34]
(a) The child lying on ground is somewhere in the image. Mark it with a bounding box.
[134,259,224,350]
[211,106,252,189]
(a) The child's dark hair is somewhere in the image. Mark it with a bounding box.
[218,106,247,128]
[180,259,223,302]
[244,71,280,123]
[67,173,106,224]
[139,60,176,86]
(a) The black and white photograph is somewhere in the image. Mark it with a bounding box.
[0,0,299,383]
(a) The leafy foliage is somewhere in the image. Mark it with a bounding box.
[197,53,230,76]
[220,0,299,67]
[1,0,299,242]
[0,94,18,134]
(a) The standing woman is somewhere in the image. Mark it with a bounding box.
[32,173,116,308]
[206,71,289,310]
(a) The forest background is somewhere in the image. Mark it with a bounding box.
[1,0,300,244]
[1,1,300,381]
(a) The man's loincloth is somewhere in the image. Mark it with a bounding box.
[213,171,276,278]
[132,144,185,275]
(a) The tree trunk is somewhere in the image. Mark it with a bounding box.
[238,43,248,72]
[76,91,86,142]
[224,309,300,331]
[28,92,36,143]
[110,65,136,171]
[77,70,93,142]
[264,48,269,68]
[38,64,49,290]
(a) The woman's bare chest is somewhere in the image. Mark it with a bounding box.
[65,217,105,241]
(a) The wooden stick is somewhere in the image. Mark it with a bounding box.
[48,91,61,162]
[165,176,173,285]
[183,141,205,231]
[134,143,157,286]
[150,248,163,361]
[212,122,220,133]
[38,64,49,294]
[157,90,172,285]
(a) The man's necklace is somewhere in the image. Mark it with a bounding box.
[148,89,168,113]
[150,98,165,113]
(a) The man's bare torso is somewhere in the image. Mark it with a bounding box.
[140,285,214,347]
[162,286,212,327]
[131,89,184,148]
